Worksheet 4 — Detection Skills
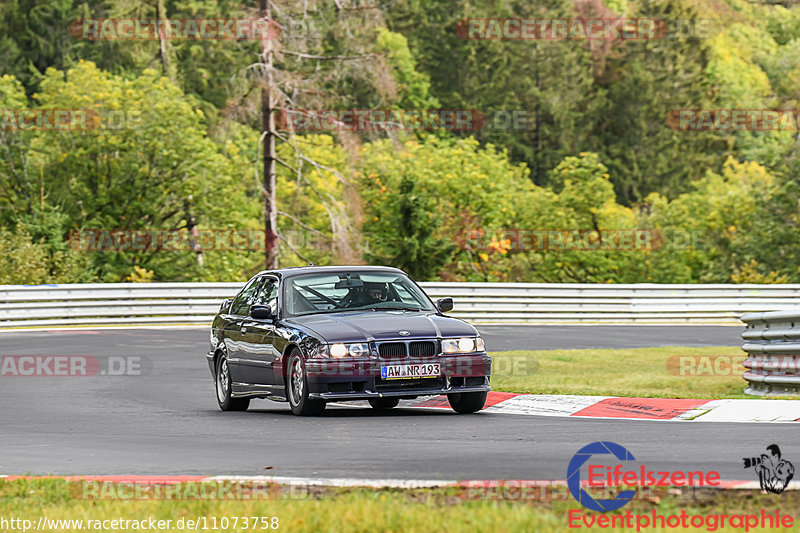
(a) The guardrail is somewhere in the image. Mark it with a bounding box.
[1,282,800,328]
[421,283,800,325]
[741,311,800,396]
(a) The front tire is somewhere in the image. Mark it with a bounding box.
[287,352,326,416]
[448,391,487,414]
[369,398,400,410]
[216,352,250,412]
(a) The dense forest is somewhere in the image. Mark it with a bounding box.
[2,0,800,283]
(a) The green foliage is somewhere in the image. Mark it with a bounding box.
[1,62,261,283]
[3,0,800,285]
[358,136,533,279]
[604,0,628,14]
[375,30,440,110]
[275,135,356,267]
[7,477,793,533]
[706,27,772,109]
[371,173,455,279]
[647,158,778,283]
[550,153,616,217]
[762,5,800,45]
[0,0,84,93]
[0,225,90,284]
[386,0,603,186]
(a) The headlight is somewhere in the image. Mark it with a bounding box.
[458,338,475,352]
[442,337,484,354]
[347,343,370,357]
[330,344,348,358]
[323,343,371,358]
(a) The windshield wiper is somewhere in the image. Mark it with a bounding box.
[299,306,420,315]
[368,306,418,312]
[294,308,355,316]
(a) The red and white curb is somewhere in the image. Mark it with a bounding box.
[2,475,798,492]
[394,392,800,423]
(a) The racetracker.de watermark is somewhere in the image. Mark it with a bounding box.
[68,229,268,252]
[666,355,747,377]
[72,480,311,501]
[460,229,708,252]
[68,18,281,40]
[0,356,150,377]
[667,109,800,131]
[299,356,533,378]
[0,109,146,131]
[276,109,531,132]
[455,18,711,40]
[459,480,717,502]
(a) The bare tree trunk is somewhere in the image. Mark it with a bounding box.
[184,195,203,267]
[156,0,174,82]
[261,0,278,269]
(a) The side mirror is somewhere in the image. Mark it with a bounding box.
[250,305,275,320]
[221,298,233,312]
[436,297,454,313]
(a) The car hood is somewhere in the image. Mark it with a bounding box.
[285,311,478,343]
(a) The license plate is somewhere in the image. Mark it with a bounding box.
[381,363,440,380]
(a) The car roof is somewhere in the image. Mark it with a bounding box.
[254,265,408,279]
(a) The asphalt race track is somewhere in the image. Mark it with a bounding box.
[2,327,789,481]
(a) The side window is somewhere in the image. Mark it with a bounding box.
[231,277,262,316]
[252,278,279,315]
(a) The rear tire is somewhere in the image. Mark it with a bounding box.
[369,398,400,410]
[448,391,487,414]
[216,352,250,412]
[287,352,326,416]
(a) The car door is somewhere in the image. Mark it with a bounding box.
[224,276,263,385]
[238,276,280,387]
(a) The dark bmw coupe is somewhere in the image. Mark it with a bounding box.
[206,265,492,416]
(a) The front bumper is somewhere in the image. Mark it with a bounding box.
[304,354,491,401]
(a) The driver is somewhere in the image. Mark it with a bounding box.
[360,284,388,304]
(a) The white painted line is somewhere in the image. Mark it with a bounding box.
[471,322,744,326]
[686,399,800,423]
[206,476,457,489]
[206,476,800,491]
[3,474,799,491]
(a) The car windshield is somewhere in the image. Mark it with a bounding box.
[284,271,436,316]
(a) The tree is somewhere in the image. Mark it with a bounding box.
[242,0,429,268]
[386,0,604,186]
[358,135,535,280]
[1,62,260,282]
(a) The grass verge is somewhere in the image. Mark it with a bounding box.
[1,478,797,533]
[487,346,780,399]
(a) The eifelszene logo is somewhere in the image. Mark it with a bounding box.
[743,444,795,494]
[568,442,637,512]
[567,441,721,513]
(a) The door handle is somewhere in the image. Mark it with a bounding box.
[240,324,247,333]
